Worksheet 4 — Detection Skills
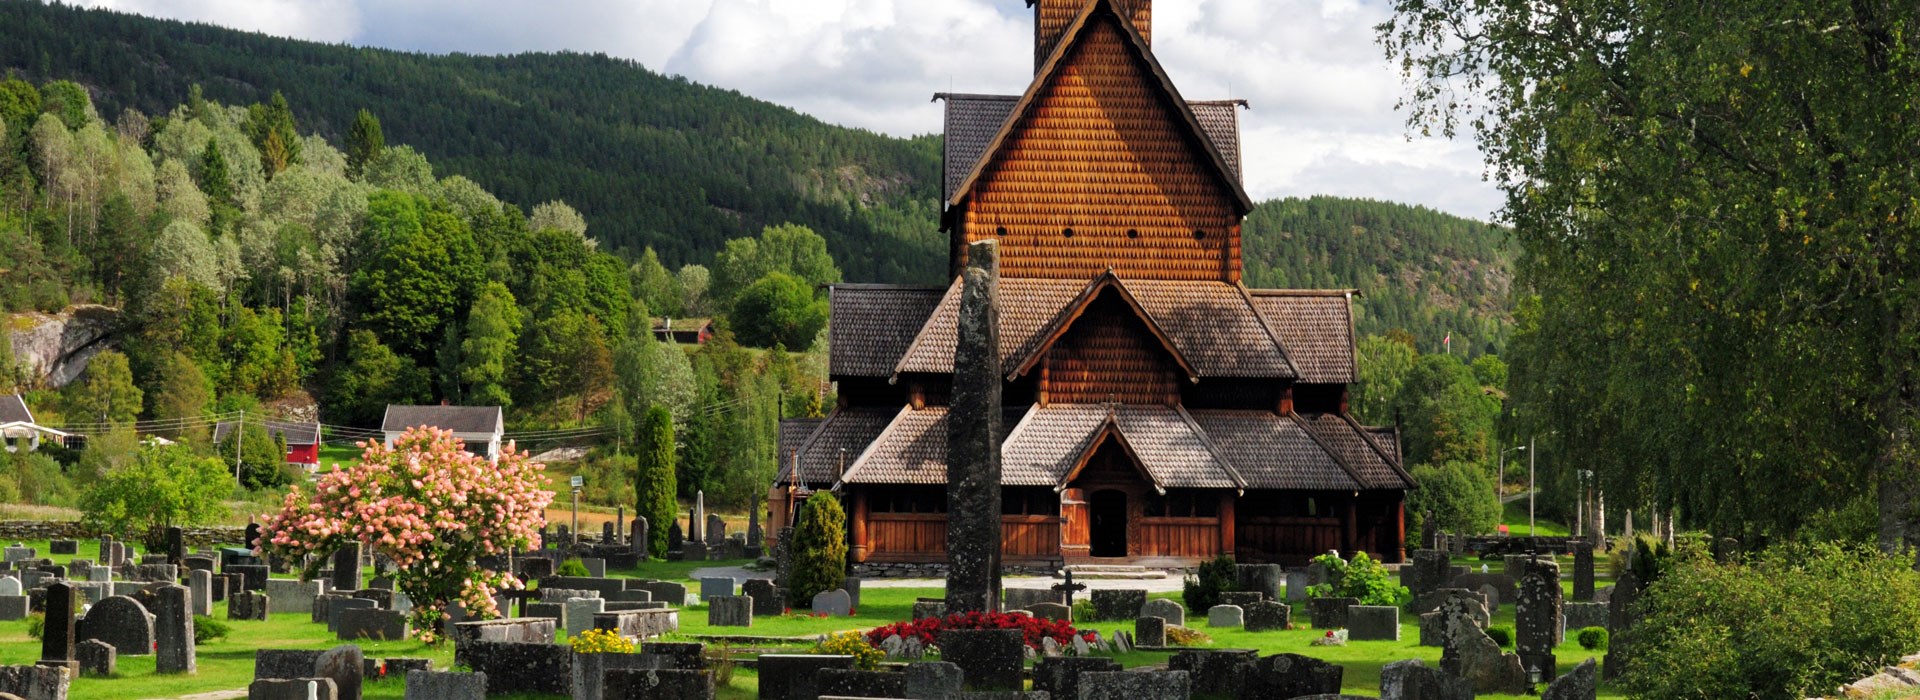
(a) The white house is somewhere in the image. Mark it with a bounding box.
[380,405,505,462]
[0,394,67,453]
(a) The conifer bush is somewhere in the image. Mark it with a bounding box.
[635,405,677,559]
[789,494,847,607]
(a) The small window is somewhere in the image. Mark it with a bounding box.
[1062,227,1075,238]
[996,226,1008,237]
[1127,229,1140,239]
[1193,229,1207,241]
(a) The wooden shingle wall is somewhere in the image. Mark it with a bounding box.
[1036,0,1151,70]
[1042,295,1182,405]
[977,14,1238,282]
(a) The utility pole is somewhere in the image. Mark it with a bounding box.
[234,410,244,486]
[1528,435,1536,536]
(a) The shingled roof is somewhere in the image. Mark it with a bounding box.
[890,275,1298,380]
[829,284,946,377]
[381,405,503,435]
[1296,412,1413,489]
[938,93,1244,202]
[836,406,1027,486]
[0,395,32,425]
[1250,290,1358,383]
[779,407,900,486]
[1188,410,1363,491]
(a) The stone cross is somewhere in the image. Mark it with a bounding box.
[1051,571,1087,607]
[945,239,1003,614]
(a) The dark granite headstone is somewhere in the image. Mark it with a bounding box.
[1572,541,1595,602]
[244,524,261,550]
[1380,658,1472,700]
[337,608,409,641]
[1516,558,1562,676]
[1543,658,1597,700]
[756,654,853,700]
[602,668,713,700]
[1090,589,1146,621]
[227,564,269,591]
[1169,649,1256,698]
[1603,571,1641,680]
[332,543,362,592]
[165,527,185,565]
[77,639,115,677]
[938,628,1022,690]
[404,670,484,700]
[816,668,904,699]
[1242,653,1344,699]
[629,517,648,557]
[741,580,783,616]
[1235,564,1283,601]
[1308,597,1358,629]
[1032,657,1120,700]
[153,584,195,673]
[76,595,154,657]
[1134,617,1167,647]
[38,582,76,670]
[1078,670,1190,700]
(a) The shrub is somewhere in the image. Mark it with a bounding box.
[570,628,634,654]
[1181,555,1239,613]
[1624,543,1920,700]
[79,443,229,549]
[1485,625,1513,647]
[1407,460,1501,540]
[25,613,42,640]
[1576,626,1608,651]
[1304,551,1411,607]
[789,495,847,606]
[1070,600,1097,623]
[557,558,591,577]
[865,610,1093,651]
[816,631,883,670]
[194,615,230,643]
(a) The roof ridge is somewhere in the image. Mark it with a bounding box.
[945,0,1251,211]
[1175,404,1246,491]
[889,276,965,380]
[934,92,1021,101]
[1235,281,1302,380]
[1247,288,1360,297]
[1287,412,1369,490]
[829,283,948,292]
[1338,412,1415,487]
[1008,272,1199,383]
[832,404,916,491]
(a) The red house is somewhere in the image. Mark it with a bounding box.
[213,420,321,467]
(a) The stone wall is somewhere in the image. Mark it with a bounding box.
[0,521,246,547]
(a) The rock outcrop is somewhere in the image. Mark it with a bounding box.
[8,305,120,388]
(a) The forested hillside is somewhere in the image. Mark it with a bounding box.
[0,0,945,283]
[1245,196,1514,356]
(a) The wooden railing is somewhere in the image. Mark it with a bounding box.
[1139,517,1219,558]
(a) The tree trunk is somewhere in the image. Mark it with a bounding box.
[1876,300,1920,570]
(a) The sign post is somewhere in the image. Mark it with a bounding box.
[570,475,584,547]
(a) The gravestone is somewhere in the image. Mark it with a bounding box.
[1244,653,1345,699]
[1002,588,1063,611]
[1032,657,1120,700]
[77,639,115,677]
[332,544,362,593]
[1078,670,1190,700]
[187,570,213,616]
[741,580,783,616]
[404,671,485,700]
[1543,658,1598,700]
[627,580,688,607]
[938,628,1023,690]
[3,544,33,563]
[911,600,946,620]
[1135,616,1167,647]
[601,522,615,545]
[811,589,852,616]
[1347,605,1400,641]
[816,668,903,699]
[1564,602,1608,633]
[691,493,705,543]
[230,590,271,620]
[945,240,1003,615]
[1235,564,1283,601]
[183,556,216,572]
[705,514,725,546]
[265,580,324,614]
[1448,572,1517,606]
[629,517,648,557]
[1245,601,1291,632]
[76,596,154,656]
[1206,604,1243,628]
[1516,558,1563,676]
[1029,602,1071,622]
[243,524,261,549]
[250,679,338,700]
[327,598,377,633]
[0,664,70,700]
[38,582,76,672]
[0,577,24,621]
[1380,658,1473,700]
[1285,571,1310,601]
[772,527,794,588]
[746,509,762,548]
[337,608,409,641]
[906,661,966,700]
[708,596,751,627]
[1603,571,1641,680]
[580,558,606,577]
[313,645,365,700]
[1169,649,1256,699]
[756,654,853,700]
[165,527,185,565]
[1309,597,1358,629]
[667,522,683,553]
[698,577,733,601]
[1141,598,1186,627]
[1572,541,1595,602]
[228,564,269,591]
[1441,612,1527,694]
[1219,591,1262,608]
[1091,589,1146,621]
[565,598,605,638]
[602,668,714,700]
[154,584,195,674]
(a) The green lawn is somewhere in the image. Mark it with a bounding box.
[0,542,1626,698]
[1501,499,1571,537]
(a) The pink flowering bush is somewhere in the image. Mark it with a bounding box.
[256,427,552,642]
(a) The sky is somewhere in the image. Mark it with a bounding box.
[69,0,1503,221]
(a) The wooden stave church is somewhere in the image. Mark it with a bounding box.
[771,0,1413,568]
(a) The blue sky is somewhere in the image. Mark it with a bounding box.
[71,0,1503,221]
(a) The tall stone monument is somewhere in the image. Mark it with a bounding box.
[946,239,1003,614]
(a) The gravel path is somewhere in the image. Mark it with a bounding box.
[688,566,1188,593]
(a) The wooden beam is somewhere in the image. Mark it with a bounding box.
[1344,496,1358,556]
[1393,493,1407,563]
[852,490,871,564]
[1218,493,1236,556]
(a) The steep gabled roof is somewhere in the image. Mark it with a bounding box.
[937,93,1246,202]
[836,406,1026,486]
[828,284,947,377]
[1004,272,1200,382]
[946,0,1252,212]
[1294,412,1414,489]
[1188,410,1362,491]
[1250,290,1359,383]
[0,395,32,425]
[779,406,900,486]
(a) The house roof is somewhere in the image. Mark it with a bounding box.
[937,93,1245,202]
[1295,412,1413,489]
[653,318,713,332]
[380,406,504,435]
[0,395,31,425]
[829,284,947,377]
[1188,410,1363,491]
[887,275,1300,380]
[945,0,1252,212]
[778,406,899,486]
[1249,290,1359,383]
[213,420,321,447]
[836,406,1027,486]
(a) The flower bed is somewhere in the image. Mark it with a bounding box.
[864,610,1094,651]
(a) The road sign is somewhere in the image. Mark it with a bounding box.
[570,475,584,489]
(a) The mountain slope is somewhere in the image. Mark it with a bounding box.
[1244,196,1514,356]
[0,0,945,282]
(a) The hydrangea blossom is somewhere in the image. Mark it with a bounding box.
[256,427,552,642]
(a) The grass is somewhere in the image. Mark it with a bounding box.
[1500,499,1571,537]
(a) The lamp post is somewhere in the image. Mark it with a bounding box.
[1528,435,1537,536]
[1499,444,1526,533]
[1576,469,1593,539]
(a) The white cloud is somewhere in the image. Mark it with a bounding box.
[66,0,1501,220]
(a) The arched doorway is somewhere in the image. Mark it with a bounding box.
[1089,489,1128,557]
